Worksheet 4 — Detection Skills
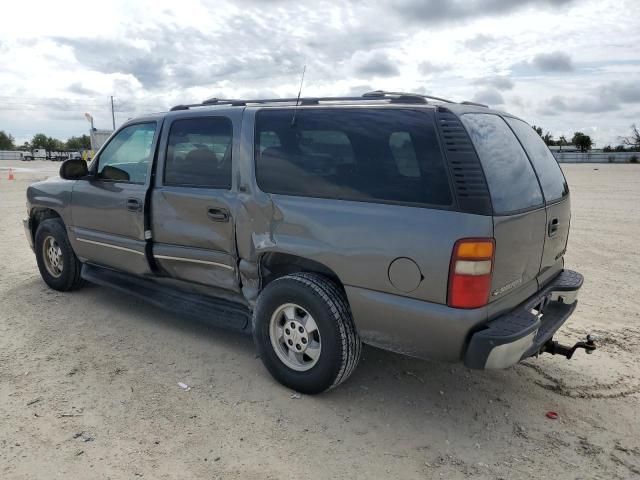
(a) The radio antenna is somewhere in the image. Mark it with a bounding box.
[291,64,306,127]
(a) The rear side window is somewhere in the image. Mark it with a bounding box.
[389,132,420,177]
[461,113,543,214]
[505,117,568,202]
[255,108,452,207]
[164,117,232,188]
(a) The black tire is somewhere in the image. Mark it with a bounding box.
[253,273,361,394]
[34,218,84,291]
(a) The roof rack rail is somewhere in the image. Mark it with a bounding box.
[171,96,376,111]
[362,90,455,104]
[168,90,459,112]
[460,100,489,108]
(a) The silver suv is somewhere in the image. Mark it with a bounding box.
[23,91,594,393]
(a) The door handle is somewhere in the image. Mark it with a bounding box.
[207,207,230,222]
[126,198,142,212]
[548,218,559,237]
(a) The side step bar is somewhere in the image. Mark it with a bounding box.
[81,264,251,333]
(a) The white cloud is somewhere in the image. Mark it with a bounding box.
[473,88,505,105]
[532,51,575,72]
[0,0,638,146]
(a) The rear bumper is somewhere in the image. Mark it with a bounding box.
[464,269,583,369]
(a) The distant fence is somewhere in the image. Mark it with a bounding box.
[554,152,639,163]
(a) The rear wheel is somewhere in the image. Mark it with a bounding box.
[34,218,84,291]
[253,273,361,394]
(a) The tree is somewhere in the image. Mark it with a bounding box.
[621,124,640,151]
[572,132,593,152]
[31,134,64,157]
[0,130,15,150]
[45,137,66,157]
[603,145,613,152]
[558,135,567,151]
[532,125,543,137]
[542,132,554,146]
[31,133,49,150]
[65,134,91,150]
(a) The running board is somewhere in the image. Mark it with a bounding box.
[81,264,251,333]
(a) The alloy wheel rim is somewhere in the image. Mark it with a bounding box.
[42,235,64,278]
[269,303,321,372]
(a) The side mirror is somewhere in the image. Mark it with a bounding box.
[60,159,89,180]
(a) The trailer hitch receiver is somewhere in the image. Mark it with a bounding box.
[542,334,597,360]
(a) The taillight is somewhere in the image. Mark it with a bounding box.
[448,238,495,309]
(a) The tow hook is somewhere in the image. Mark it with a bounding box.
[542,334,597,360]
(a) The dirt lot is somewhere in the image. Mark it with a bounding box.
[1,161,639,479]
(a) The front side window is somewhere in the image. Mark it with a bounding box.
[505,117,569,203]
[164,117,232,188]
[97,123,156,183]
[255,108,452,207]
[460,113,543,214]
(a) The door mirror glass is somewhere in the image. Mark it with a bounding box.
[59,159,89,180]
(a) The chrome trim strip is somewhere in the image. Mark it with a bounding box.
[154,254,234,270]
[75,238,145,256]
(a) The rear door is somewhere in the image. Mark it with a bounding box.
[504,117,570,286]
[150,112,239,291]
[460,113,546,304]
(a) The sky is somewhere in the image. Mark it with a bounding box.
[0,0,639,147]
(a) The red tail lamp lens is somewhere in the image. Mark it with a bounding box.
[448,239,495,309]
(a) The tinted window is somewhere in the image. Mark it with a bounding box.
[259,131,281,152]
[165,117,232,188]
[255,108,452,207]
[461,113,543,214]
[505,117,568,202]
[98,123,156,183]
[389,131,420,177]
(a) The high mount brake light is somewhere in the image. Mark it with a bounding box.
[448,239,495,309]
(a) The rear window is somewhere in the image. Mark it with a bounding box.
[505,117,568,202]
[460,113,543,214]
[255,108,452,207]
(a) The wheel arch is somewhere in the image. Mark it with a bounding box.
[30,207,64,243]
[259,252,345,293]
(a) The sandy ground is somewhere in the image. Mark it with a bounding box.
[0,160,639,479]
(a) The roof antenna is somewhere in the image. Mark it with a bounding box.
[291,64,306,127]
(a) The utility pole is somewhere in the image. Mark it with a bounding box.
[110,96,116,130]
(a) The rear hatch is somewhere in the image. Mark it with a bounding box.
[504,117,570,286]
[460,113,570,309]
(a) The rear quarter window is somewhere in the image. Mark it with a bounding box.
[504,117,568,203]
[460,113,543,214]
[255,108,453,208]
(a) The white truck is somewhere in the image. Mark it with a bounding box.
[22,149,47,160]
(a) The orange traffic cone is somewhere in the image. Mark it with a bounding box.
[8,168,15,180]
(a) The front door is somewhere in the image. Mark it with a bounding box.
[69,121,160,275]
[150,113,239,291]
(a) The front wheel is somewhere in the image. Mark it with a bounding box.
[34,218,84,291]
[253,273,361,394]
